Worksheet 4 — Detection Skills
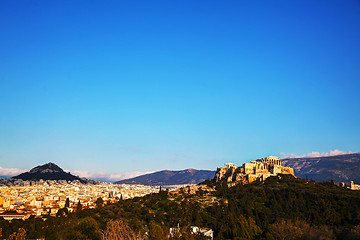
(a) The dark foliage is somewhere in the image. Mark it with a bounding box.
[2,175,360,239]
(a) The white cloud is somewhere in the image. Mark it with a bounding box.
[0,166,28,177]
[280,149,354,159]
[68,170,149,182]
[279,153,301,159]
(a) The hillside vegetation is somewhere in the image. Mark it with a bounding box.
[2,175,360,239]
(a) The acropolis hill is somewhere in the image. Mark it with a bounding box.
[214,156,295,185]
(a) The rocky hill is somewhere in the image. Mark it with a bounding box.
[115,169,215,185]
[12,162,85,182]
[214,156,294,186]
[282,153,360,183]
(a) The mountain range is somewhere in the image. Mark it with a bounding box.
[7,152,360,185]
[282,153,360,183]
[9,163,215,185]
[115,168,216,185]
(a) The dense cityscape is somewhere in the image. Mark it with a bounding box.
[0,179,186,221]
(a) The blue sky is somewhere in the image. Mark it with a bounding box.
[1,1,359,179]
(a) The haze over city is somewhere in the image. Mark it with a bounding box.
[1,1,360,181]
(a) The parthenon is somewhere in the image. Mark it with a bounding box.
[214,156,295,185]
[255,156,282,166]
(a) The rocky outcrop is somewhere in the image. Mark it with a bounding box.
[12,162,85,182]
[214,156,295,185]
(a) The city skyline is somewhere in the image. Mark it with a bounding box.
[1,1,360,179]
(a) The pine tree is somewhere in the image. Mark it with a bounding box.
[76,200,82,212]
[65,197,70,208]
[95,197,104,208]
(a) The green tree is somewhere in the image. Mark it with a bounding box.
[65,197,70,208]
[95,197,104,208]
[149,222,167,239]
[76,200,82,212]
[76,217,100,240]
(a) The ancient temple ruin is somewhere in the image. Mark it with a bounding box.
[214,156,295,185]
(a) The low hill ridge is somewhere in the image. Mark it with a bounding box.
[115,168,216,185]
[282,153,360,183]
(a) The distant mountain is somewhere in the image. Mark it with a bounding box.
[115,169,216,185]
[282,153,360,183]
[12,162,84,182]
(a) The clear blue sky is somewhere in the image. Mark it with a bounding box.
[1,0,359,175]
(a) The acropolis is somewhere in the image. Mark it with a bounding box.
[214,156,295,185]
